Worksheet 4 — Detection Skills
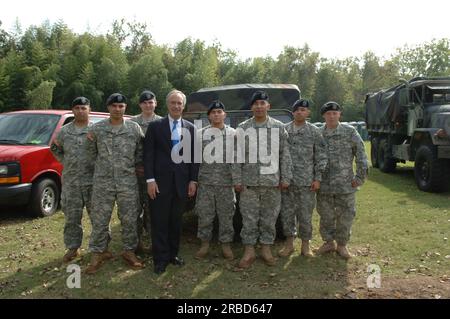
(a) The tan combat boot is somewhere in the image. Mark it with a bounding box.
[63,248,80,263]
[336,245,352,259]
[221,243,234,261]
[316,241,337,255]
[195,240,210,259]
[238,245,256,269]
[278,236,295,257]
[301,240,314,257]
[122,250,144,269]
[85,251,113,274]
[260,244,276,266]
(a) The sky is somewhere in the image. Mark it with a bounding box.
[1,0,450,60]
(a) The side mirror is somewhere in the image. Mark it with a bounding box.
[398,88,411,107]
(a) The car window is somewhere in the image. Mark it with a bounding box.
[0,113,60,145]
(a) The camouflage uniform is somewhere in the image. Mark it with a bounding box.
[195,125,236,243]
[317,122,368,245]
[51,122,95,249]
[130,113,162,239]
[281,121,327,240]
[232,117,292,245]
[88,118,144,253]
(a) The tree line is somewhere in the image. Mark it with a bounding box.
[0,19,449,121]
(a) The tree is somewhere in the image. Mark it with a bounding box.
[26,80,56,109]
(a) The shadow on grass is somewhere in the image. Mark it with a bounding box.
[0,211,351,299]
[367,166,450,204]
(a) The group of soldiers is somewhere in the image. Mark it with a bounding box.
[51,88,368,274]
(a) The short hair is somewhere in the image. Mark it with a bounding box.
[166,89,186,106]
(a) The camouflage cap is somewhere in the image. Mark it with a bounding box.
[292,99,310,112]
[139,90,156,103]
[320,101,342,115]
[106,93,127,105]
[249,90,269,106]
[207,100,225,115]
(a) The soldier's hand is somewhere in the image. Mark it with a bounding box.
[86,132,94,141]
[310,180,320,192]
[279,182,289,190]
[351,179,360,188]
[147,181,159,199]
[188,181,197,198]
[135,165,144,177]
[234,184,243,193]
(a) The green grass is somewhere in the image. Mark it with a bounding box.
[0,142,449,298]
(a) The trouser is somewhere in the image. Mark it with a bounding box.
[316,192,356,245]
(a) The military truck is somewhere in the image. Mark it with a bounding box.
[184,84,300,239]
[365,77,450,192]
[184,83,300,126]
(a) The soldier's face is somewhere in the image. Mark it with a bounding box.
[107,103,127,120]
[139,99,157,115]
[322,110,341,126]
[293,107,310,121]
[251,100,270,118]
[167,93,185,119]
[208,109,226,126]
[72,105,90,121]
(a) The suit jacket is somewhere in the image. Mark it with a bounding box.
[144,116,199,199]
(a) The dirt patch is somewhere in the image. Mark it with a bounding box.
[348,274,450,299]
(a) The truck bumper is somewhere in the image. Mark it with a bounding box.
[0,183,32,206]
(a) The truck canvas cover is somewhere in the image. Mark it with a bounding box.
[186,84,300,112]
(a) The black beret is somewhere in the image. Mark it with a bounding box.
[207,100,225,115]
[292,99,310,112]
[320,101,342,115]
[71,96,90,107]
[249,90,269,106]
[106,93,127,105]
[139,90,156,103]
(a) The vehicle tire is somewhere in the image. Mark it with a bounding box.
[378,139,397,173]
[28,178,60,217]
[371,137,379,168]
[414,145,449,193]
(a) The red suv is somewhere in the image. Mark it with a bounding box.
[0,110,110,217]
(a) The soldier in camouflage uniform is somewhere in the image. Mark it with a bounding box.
[233,91,293,269]
[86,93,145,274]
[316,101,368,259]
[130,90,162,254]
[279,99,328,258]
[195,100,236,261]
[51,97,95,263]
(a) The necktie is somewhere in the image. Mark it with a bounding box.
[171,120,180,147]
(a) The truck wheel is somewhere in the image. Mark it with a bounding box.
[414,145,449,192]
[378,139,396,173]
[371,137,379,168]
[28,178,60,217]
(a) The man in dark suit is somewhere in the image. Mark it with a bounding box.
[144,89,199,274]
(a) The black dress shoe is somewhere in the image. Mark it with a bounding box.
[170,256,185,266]
[154,263,167,274]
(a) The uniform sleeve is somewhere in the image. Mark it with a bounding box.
[87,125,98,161]
[50,129,64,163]
[135,125,145,166]
[352,129,368,185]
[313,128,328,182]
[280,127,293,184]
[231,126,243,185]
